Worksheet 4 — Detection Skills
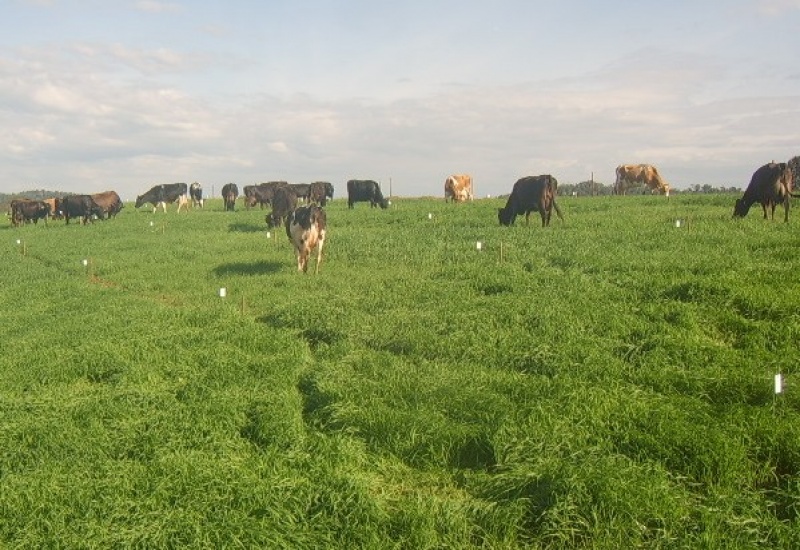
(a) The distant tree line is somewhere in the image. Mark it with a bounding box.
[0,189,71,212]
[557,180,741,196]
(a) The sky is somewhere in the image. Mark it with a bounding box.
[1,0,799,200]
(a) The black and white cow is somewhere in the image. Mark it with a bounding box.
[135,183,189,213]
[189,182,203,208]
[286,204,327,273]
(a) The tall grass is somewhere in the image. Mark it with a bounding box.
[1,193,798,547]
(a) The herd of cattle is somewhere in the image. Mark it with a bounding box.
[7,159,798,271]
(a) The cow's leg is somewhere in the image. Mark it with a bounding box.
[298,247,308,272]
[314,234,325,274]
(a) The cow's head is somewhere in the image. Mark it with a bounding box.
[733,198,750,218]
[498,207,515,226]
[135,195,145,208]
[379,198,389,209]
[266,213,280,228]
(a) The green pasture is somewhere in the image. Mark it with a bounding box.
[1,194,798,548]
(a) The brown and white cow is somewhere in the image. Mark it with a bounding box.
[614,164,670,196]
[285,204,327,273]
[444,174,474,202]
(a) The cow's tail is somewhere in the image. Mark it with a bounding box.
[552,199,564,221]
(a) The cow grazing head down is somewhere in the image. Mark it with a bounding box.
[285,205,327,274]
[498,175,563,227]
[733,162,795,222]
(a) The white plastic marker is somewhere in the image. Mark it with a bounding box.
[266,231,271,239]
[428,213,433,220]
[16,239,21,245]
[82,259,89,267]
[675,219,682,228]
[476,241,483,251]
[219,287,227,298]
[775,373,783,394]
[150,221,154,227]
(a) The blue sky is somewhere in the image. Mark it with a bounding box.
[2,0,799,200]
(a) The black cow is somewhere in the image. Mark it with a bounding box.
[189,182,203,208]
[347,179,388,209]
[11,199,50,226]
[733,162,796,222]
[498,175,564,227]
[246,181,286,209]
[286,204,327,274]
[61,195,104,225]
[135,183,188,213]
[288,183,311,202]
[309,181,334,206]
[267,186,298,228]
[222,183,238,211]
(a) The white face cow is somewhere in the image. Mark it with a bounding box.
[286,204,327,273]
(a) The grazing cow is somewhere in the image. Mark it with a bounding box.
[189,182,203,208]
[246,181,286,209]
[91,190,123,219]
[347,179,388,209]
[733,162,796,222]
[308,181,334,206]
[267,186,298,228]
[288,183,311,202]
[11,199,50,226]
[42,198,62,220]
[8,199,32,226]
[286,204,327,274]
[789,155,800,191]
[614,164,671,196]
[61,195,104,225]
[135,183,188,213]
[444,174,474,202]
[222,183,238,211]
[498,175,564,227]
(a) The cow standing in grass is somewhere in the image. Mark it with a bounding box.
[189,182,203,208]
[267,186,298,228]
[10,199,50,226]
[286,204,327,273]
[61,195,104,225]
[222,183,238,211]
[135,183,188,213]
[498,175,563,227]
[444,174,474,202]
[733,162,796,222]
[91,190,124,219]
[308,181,334,206]
[347,179,388,208]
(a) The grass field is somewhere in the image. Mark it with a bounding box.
[1,193,798,548]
